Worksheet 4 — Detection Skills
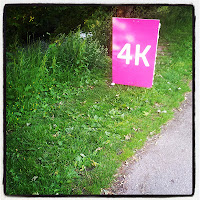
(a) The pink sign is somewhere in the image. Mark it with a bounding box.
[112,17,160,88]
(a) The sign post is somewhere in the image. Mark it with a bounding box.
[112,17,160,88]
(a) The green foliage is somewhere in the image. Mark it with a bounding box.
[6,30,109,130]
[158,6,193,66]
[161,6,193,27]
[48,30,109,72]
[130,5,162,19]
[83,7,113,48]
[5,5,98,49]
[50,6,98,40]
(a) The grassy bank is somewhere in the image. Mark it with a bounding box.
[5,6,193,195]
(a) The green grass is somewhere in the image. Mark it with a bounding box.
[5,7,193,195]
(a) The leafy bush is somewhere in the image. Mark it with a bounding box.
[6,30,110,129]
[46,30,109,82]
[83,7,113,49]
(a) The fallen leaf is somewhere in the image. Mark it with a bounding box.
[143,111,149,116]
[132,127,139,131]
[54,171,58,175]
[101,189,109,195]
[124,134,131,140]
[26,123,31,126]
[150,131,155,135]
[32,192,39,195]
[105,131,110,136]
[155,103,161,107]
[32,176,38,181]
[53,132,60,137]
[162,110,167,113]
[105,140,110,144]
[80,100,86,105]
[91,160,99,167]
[59,101,63,105]
[125,161,129,165]
[95,147,103,152]
[80,165,86,171]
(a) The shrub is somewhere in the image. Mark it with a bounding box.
[83,7,113,49]
[46,30,109,82]
[6,29,110,129]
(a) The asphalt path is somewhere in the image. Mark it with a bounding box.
[109,84,193,195]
